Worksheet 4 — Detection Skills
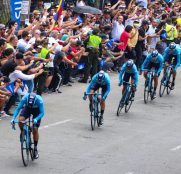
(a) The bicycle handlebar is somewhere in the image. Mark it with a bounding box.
[142,69,157,72]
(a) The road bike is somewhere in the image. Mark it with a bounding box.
[143,69,156,104]
[117,81,134,116]
[12,116,34,167]
[159,64,174,97]
[84,92,102,130]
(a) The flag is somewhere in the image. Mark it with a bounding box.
[10,0,22,29]
[54,0,64,21]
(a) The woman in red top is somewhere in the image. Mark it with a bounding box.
[118,25,133,51]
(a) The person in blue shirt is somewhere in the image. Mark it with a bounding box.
[163,42,180,88]
[83,70,110,125]
[141,50,163,98]
[11,92,45,159]
[119,59,138,101]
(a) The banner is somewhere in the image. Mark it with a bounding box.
[10,0,22,28]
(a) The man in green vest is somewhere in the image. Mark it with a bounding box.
[79,28,102,83]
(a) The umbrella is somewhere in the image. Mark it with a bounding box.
[73,6,102,15]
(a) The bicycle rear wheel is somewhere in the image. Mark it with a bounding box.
[167,71,173,95]
[144,80,149,104]
[21,131,29,167]
[159,76,166,97]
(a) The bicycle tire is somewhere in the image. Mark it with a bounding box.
[150,76,154,100]
[97,102,101,127]
[117,101,124,116]
[90,111,95,131]
[144,80,149,104]
[167,70,173,95]
[21,131,29,167]
[125,92,133,113]
[159,76,166,97]
[29,129,34,161]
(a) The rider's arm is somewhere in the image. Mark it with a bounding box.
[141,54,150,70]
[133,65,139,87]
[174,49,181,70]
[119,64,126,83]
[86,75,97,95]
[103,76,111,99]
[157,54,164,75]
[35,98,45,121]
[12,95,27,120]
[163,47,169,62]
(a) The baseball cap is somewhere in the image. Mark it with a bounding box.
[0,24,5,29]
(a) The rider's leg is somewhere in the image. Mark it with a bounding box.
[18,116,26,131]
[154,76,158,92]
[33,128,39,148]
[88,89,94,111]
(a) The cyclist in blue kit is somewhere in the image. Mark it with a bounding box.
[142,50,163,98]
[163,42,180,89]
[84,70,110,125]
[119,59,139,101]
[11,93,45,159]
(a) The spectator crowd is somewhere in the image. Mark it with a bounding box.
[0,0,181,118]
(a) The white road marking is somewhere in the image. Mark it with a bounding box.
[171,145,181,151]
[125,172,134,174]
[39,119,73,130]
[135,99,144,102]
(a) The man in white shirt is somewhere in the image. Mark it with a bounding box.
[146,19,159,52]
[28,29,41,45]
[17,31,31,51]
[111,15,125,41]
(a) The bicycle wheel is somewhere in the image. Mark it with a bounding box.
[117,100,124,116]
[97,102,101,127]
[90,102,97,130]
[125,92,133,113]
[167,71,173,95]
[159,76,166,97]
[21,131,29,167]
[144,80,149,104]
[150,77,155,100]
[29,129,34,161]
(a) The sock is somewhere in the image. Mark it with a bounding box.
[34,141,38,148]
[101,110,104,117]
[154,87,156,92]
[173,77,175,82]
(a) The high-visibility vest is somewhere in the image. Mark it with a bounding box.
[87,35,102,48]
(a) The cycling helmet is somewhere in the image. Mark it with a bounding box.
[151,50,158,58]
[126,59,134,68]
[169,42,176,50]
[97,70,105,83]
[27,93,37,108]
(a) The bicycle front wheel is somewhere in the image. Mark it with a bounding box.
[117,101,124,116]
[144,80,149,104]
[125,94,133,113]
[167,71,173,95]
[29,129,34,161]
[21,131,30,167]
[159,77,166,97]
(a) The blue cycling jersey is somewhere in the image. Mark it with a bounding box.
[86,72,111,99]
[141,53,164,75]
[163,45,180,70]
[12,94,45,121]
[119,63,139,87]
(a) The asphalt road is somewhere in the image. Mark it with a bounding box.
[0,70,181,174]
